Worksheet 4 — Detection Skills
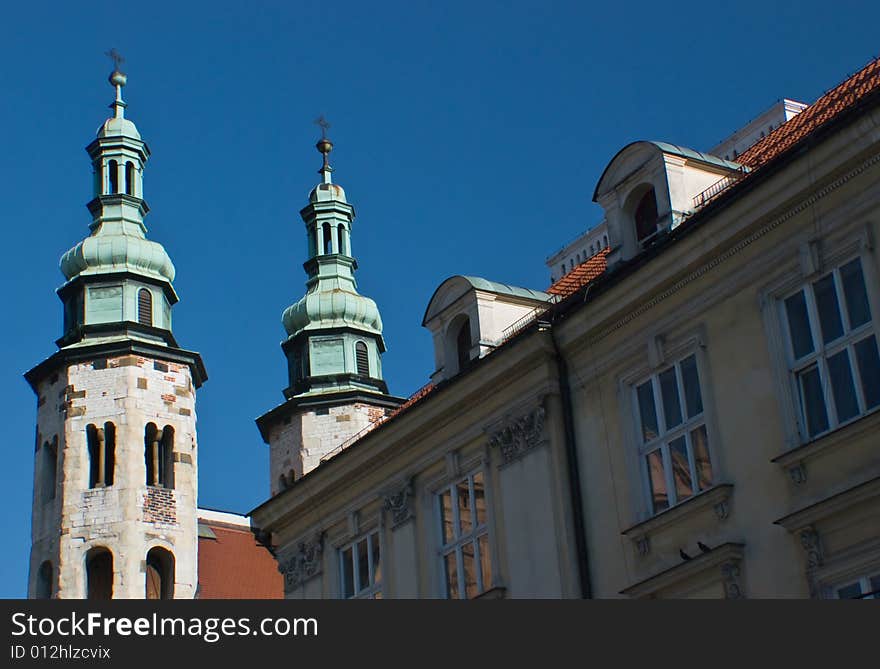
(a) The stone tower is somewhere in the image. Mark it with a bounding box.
[257,130,402,495]
[25,66,206,599]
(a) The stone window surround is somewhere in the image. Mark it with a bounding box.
[617,324,727,524]
[334,523,383,600]
[758,224,879,451]
[423,448,503,599]
[774,475,880,599]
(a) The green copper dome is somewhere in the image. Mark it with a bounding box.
[60,230,175,283]
[282,288,382,338]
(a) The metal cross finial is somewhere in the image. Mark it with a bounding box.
[314,115,331,139]
[105,48,125,73]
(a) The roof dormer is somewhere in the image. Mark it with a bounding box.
[593,141,744,265]
[422,276,552,383]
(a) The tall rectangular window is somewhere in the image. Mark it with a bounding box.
[437,470,492,599]
[782,257,880,441]
[339,530,381,599]
[634,354,714,514]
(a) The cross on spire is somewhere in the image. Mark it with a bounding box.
[106,48,125,73]
[314,115,334,183]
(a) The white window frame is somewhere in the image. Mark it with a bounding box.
[338,529,382,599]
[434,467,493,599]
[631,352,715,515]
[832,571,880,599]
[778,254,880,442]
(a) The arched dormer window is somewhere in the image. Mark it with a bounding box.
[124,162,135,195]
[634,187,659,243]
[86,547,113,600]
[355,341,370,376]
[456,318,472,373]
[137,288,153,327]
[145,547,175,599]
[107,160,118,194]
[323,222,333,255]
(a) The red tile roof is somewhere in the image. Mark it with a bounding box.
[547,249,609,298]
[736,55,880,171]
[197,521,283,599]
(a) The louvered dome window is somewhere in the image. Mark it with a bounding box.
[355,342,369,376]
[137,288,152,326]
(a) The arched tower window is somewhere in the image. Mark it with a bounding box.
[456,318,472,373]
[36,561,53,599]
[337,225,346,255]
[42,436,58,502]
[323,223,333,255]
[87,423,115,488]
[145,424,174,489]
[124,161,135,195]
[137,288,153,326]
[108,160,118,194]
[634,187,659,243]
[355,341,370,376]
[86,547,113,600]
[145,547,175,599]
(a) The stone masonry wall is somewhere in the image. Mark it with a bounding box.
[29,354,199,599]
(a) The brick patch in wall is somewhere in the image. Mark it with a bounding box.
[174,386,188,397]
[336,415,351,422]
[137,378,148,389]
[178,408,191,416]
[112,355,141,368]
[67,406,86,417]
[173,452,193,465]
[161,394,176,403]
[143,487,177,525]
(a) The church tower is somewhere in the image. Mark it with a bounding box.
[257,128,402,495]
[25,64,206,599]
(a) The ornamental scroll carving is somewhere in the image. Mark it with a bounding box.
[384,478,415,528]
[278,534,324,591]
[720,560,744,599]
[488,405,547,465]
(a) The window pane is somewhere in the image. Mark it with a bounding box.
[855,335,880,410]
[813,274,844,344]
[477,534,492,594]
[341,547,354,598]
[439,489,454,544]
[840,258,871,329]
[680,355,703,418]
[444,552,459,599]
[785,291,814,359]
[473,472,487,527]
[457,479,472,536]
[799,365,829,437]
[690,425,713,491]
[659,367,683,430]
[357,538,369,593]
[461,541,478,599]
[837,582,863,599]
[827,350,859,422]
[371,533,381,587]
[637,381,659,442]
[669,436,694,503]
[646,450,668,513]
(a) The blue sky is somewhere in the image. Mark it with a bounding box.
[1,1,877,597]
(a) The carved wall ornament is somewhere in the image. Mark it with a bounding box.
[799,526,823,570]
[488,405,547,465]
[635,536,650,557]
[713,499,730,520]
[721,560,744,599]
[788,462,808,485]
[384,478,415,528]
[278,534,324,591]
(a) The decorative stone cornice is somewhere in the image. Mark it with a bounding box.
[277,534,323,591]
[488,405,547,465]
[621,484,733,556]
[384,478,414,528]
